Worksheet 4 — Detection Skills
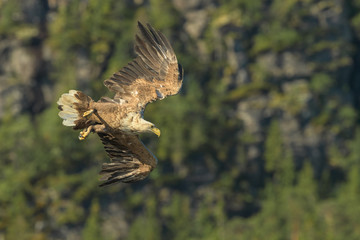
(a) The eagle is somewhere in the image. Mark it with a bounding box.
[57,22,183,187]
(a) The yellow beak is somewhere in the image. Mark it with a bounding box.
[151,127,161,137]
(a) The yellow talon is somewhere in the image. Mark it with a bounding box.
[79,132,86,140]
[78,126,92,140]
[83,109,94,118]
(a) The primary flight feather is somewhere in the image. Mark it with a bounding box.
[57,22,184,186]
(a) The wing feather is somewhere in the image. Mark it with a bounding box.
[103,22,184,110]
[97,131,157,186]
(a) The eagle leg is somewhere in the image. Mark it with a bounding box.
[92,124,107,133]
[79,125,93,140]
[92,110,111,128]
[83,109,94,118]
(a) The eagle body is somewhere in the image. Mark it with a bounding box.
[57,22,183,186]
[84,101,142,131]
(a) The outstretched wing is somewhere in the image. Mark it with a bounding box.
[97,131,157,186]
[104,22,184,110]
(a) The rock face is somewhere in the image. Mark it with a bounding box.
[170,0,359,192]
[0,0,49,118]
[191,0,355,174]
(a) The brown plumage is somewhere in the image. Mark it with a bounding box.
[57,22,184,187]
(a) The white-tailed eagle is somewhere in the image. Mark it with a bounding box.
[57,22,183,186]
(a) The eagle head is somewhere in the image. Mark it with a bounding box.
[137,118,161,137]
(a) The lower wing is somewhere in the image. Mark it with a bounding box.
[97,131,157,186]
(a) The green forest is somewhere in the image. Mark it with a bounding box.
[1,0,360,239]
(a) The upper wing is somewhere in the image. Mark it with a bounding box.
[104,22,184,110]
[97,131,157,186]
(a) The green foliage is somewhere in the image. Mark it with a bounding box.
[128,196,161,240]
[310,73,334,94]
[149,0,180,29]
[162,193,192,240]
[346,128,360,168]
[270,80,311,115]
[217,0,263,27]
[227,81,272,101]
[83,199,102,240]
[265,120,283,172]
[0,0,20,35]
[253,25,300,53]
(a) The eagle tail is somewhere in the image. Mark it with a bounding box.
[57,90,93,129]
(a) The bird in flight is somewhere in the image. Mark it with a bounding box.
[57,22,184,186]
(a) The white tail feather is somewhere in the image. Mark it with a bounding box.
[57,90,81,127]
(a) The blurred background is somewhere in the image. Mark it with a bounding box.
[1,0,360,239]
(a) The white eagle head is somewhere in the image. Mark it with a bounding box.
[136,118,161,137]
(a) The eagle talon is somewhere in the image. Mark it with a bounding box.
[78,126,93,140]
[83,109,94,118]
[78,132,86,140]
